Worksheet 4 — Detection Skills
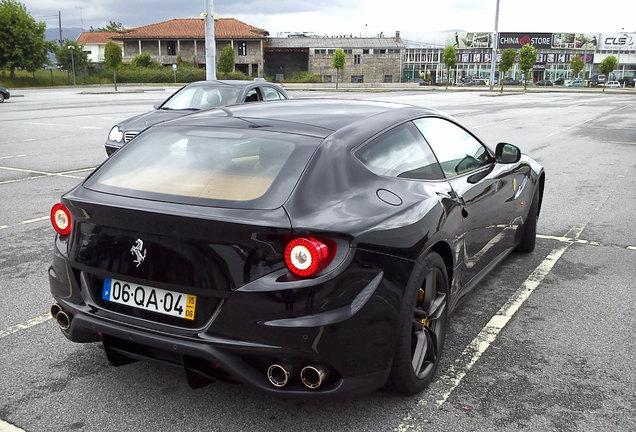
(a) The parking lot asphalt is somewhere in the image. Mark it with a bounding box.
[0,87,635,432]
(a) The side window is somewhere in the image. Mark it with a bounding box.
[262,86,282,101]
[356,122,444,180]
[244,89,261,102]
[413,117,492,178]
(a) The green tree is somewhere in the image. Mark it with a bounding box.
[498,48,517,93]
[131,52,152,68]
[442,45,457,89]
[89,21,126,32]
[518,44,537,90]
[55,39,90,72]
[598,56,617,92]
[0,0,52,81]
[569,56,585,79]
[332,48,346,89]
[218,44,235,79]
[104,41,122,91]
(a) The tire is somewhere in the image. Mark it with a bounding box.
[388,252,449,395]
[0,93,4,103]
[516,186,540,253]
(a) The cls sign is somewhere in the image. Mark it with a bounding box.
[604,34,633,47]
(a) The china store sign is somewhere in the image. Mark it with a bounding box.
[499,33,552,49]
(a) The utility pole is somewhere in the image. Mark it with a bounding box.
[489,0,500,91]
[69,45,76,86]
[76,7,84,33]
[204,0,217,80]
[58,11,63,46]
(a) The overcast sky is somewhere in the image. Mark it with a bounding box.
[28,0,635,40]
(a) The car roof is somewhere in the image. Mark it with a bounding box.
[184,80,280,89]
[168,99,439,138]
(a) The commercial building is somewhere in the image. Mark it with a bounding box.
[265,33,404,83]
[402,31,636,84]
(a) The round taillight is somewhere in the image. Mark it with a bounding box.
[284,237,330,278]
[51,203,72,236]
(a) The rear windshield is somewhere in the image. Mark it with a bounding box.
[85,126,321,209]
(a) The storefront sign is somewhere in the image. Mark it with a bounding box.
[499,33,552,49]
[552,33,598,50]
[599,33,636,51]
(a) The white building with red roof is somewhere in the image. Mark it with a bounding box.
[111,18,269,77]
[76,32,123,63]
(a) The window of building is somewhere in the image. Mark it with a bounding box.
[351,75,364,83]
[388,49,400,54]
[238,41,247,56]
[314,49,326,55]
[328,49,335,55]
[376,49,386,55]
[354,54,361,65]
[363,49,369,54]
[323,75,332,82]
[384,75,393,83]
[344,49,353,54]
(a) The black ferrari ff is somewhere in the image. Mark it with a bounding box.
[49,99,544,398]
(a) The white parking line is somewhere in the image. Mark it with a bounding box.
[434,242,570,407]
[0,419,27,432]
[395,241,571,432]
[471,118,512,129]
[0,313,52,340]
[0,166,86,179]
[548,117,596,137]
[0,216,50,230]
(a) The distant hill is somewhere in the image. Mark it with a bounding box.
[46,27,83,45]
[44,27,84,66]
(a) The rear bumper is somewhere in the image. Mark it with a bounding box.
[49,245,414,397]
[54,300,391,398]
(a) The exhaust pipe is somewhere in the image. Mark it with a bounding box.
[51,303,71,330]
[267,364,293,388]
[50,304,62,319]
[300,365,329,389]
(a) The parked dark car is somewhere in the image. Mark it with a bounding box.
[534,80,553,86]
[618,77,635,87]
[0,86,10,103]
[503,78,522,85]
[463,79,487,86]
[588,74,606,86]
[105,80,291,155]
[50,99,544,398]
[553,78,565,86]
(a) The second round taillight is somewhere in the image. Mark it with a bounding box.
[284,237,333,278]
[51,203,72,236]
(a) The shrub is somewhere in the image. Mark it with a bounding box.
[222,71,248,80]
[283,71,322,83]
[131,52,152,68]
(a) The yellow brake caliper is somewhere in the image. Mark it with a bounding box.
[418,288,431,327]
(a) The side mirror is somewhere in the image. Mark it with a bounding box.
[495,142,521,164]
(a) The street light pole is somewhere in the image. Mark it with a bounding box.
[69,45,76,86]
[204,0,217,80]
[617,28,624,79]
[489,0,500,91]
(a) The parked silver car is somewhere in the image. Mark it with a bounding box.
[105,80,291,155]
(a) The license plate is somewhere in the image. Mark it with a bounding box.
[102,278,196,320]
